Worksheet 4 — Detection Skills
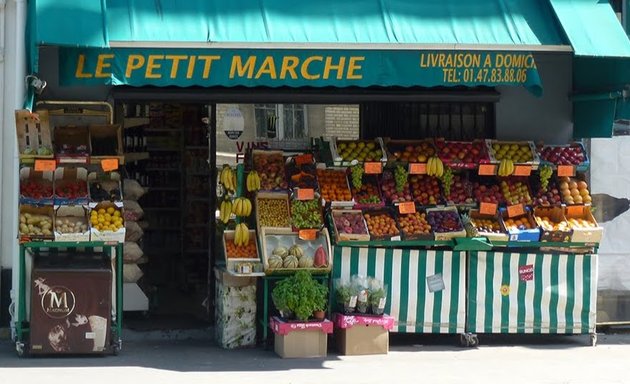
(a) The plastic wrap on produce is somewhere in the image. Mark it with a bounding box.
[590,137,630,292]
[214,272,256,349]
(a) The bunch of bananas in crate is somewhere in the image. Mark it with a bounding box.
[246,171,261,192]
[233,222,250,246]
[498,158,515,177]
[426,156,444,177]
[232,197,252,217]
[220,165,237,192]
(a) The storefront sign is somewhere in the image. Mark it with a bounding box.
[222,107,245,140]
[59,48,542,94]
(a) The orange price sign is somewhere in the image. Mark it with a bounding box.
[34,159,56,172]
[479,202,498,215]
[294,154,313,166]
[566,205,584,217]
[478,164,496,176]
[398,201,416,214]
[298,229,318,241]
[557,165,575,177]
[364,162,383,174]
[408,163,427,175]
[101,158,119,172]
[507,204,526,218]
[297,188,315,201]
[514,165,532,176]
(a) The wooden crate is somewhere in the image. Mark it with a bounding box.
[260,227,332,275]
[15,109,53,158]
[255,191,291,232]
[331,209,370,242]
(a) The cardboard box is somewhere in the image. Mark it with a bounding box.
[214,268,257,349]
[334,314,393,355]
[89,201,125,243]
[564,205,603,244]
[467,209,508,242]
[330,137,387,167]
[19,167,54,205]
[485,139,540,169]
[88,171,123,205]
[533,206,572,242]
[15,109,53,158]
[54,167,89,205]
[255,191,291,231]
[89,124,123,158]
[18,205,55,241]
[331,209,370,242]
[271,317,333,358]
[426,206,467,241]
[54,125,90,161]
[499,210,540,242]
[54,205,90,242]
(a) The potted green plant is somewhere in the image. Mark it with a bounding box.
[369,287,387,315]
[335,284,357,313]
[312,282,328,320]
[272,270,329,321]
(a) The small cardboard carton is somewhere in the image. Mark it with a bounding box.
[54,205,90,242]
[565,205,603,244]
[89,124,123,158]
[19,167,54,205]
[334,313,394,355]
[466,210,509,242]
[18,205,54,241]
[533,206,572,242]
[331,209,371,242]
[54,167,89,205]
[88,171,123,205]
[54,126,90,162]
[426,206,467,241]
[89,201,125,243]
[271,316,332,358]
[499,209,540,242]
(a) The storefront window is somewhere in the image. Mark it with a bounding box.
[254,104,308,141]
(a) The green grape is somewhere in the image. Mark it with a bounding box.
[394,165,408,193]
[539,165,553,192]
[350,165,364,189]
[440,167,454,197]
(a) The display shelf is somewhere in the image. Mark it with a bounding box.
[125,152,150,163]
[123,117,150,129]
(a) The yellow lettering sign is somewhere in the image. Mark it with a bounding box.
[186,56,197,79]
[95,54,114,78]
[347,56,364,80]
[199,55,221,78]
[280,56,299,79]
[301,56,323,80]
[75,54,93,78]
[126,55,146,78]
[165,55,188,78]
[145,55,164,79]
[323,56,346,80]
[230,56,256,78]
[255,56,277,79]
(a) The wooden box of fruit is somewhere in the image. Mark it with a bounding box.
[317,168,354,208]
[499,177,534,206]
[330,138,387,167]
[16,109,54,159]
[443,173,475,206]
[533,206,572,243]
[426,206,466,241]
[54,205,90,242]
[260,227,332,275]
[538,143,589,172]
[19,167,54,205]
[485,140,540,169]
[255,192,292,232]
[557,176,592,205]
[397,210,434,241]
[88,171,123,205]
[223,229,265,276]
[351,174,384,210]
[289,194,324,230]
[465,210,508,242]
[251,150,288,191]
[564,205,603,244]
[434,139,490,169]
[54,167,89,205]
[383,138,436,166]
[362,208,401,241]
[18,204,55,241]
[89,124,124,160]
[409,174,444,206]
[286,154,319,191]
[54,125,90,161]
[331,209,370,242]
[500,210,540,242]
[89,201,125,243]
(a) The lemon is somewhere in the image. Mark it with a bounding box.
[98,217,105,223]
[113,211,121,217]
[98,208,106,214]
[104,213,111,221]
[106,207,115,214]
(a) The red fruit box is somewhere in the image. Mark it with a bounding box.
[470,177,506,206]
[331,209,370,242]
[538,142,589,172]
[382,138,437,167]
[251,149,288,191]
[54,167,89,205]
[270,316,334,336]
[443,173,475,207]
[409,174,444,206]
[19,167,54,205]
[379,170,414,205]
[434,139,490,169]
[425,206,466,241]
[351,174,385,210]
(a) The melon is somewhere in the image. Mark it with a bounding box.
[268,254,283,269]
[298,254,314,268]
[283,255,299,268]
[272,246,289,258]
[288,244,304,258]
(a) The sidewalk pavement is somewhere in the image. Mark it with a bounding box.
[0,330,629,384]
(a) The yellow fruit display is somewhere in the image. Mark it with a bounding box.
[91,206,123,232]
[558,177,591,204]
[490,142,534,163]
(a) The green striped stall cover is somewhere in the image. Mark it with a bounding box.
[467,251,598,334]
[333,247,466,333]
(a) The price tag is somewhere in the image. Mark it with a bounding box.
[479,202,498,215]
[364,162,382,174]
[408,163,427,175]
[478,164,496,176]
[557,165,575,177]
[566,205,584,217]
[34,159,56,172]
[398,201,416,214]
[298,229,318,240]
[294,154,313,165]
[514,165,532,176]
[296,188,315,201]
[507,204,526,218]
[101,158,119,172]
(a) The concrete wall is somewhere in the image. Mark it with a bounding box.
[495,53,573,144]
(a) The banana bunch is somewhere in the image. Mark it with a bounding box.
[220,165,236,193]
[219,199,233,224]
[498,158,515,177]
[234,222,250,246]
[246,171,261,192]
[427,156,444,177]
[232,197,252,217]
